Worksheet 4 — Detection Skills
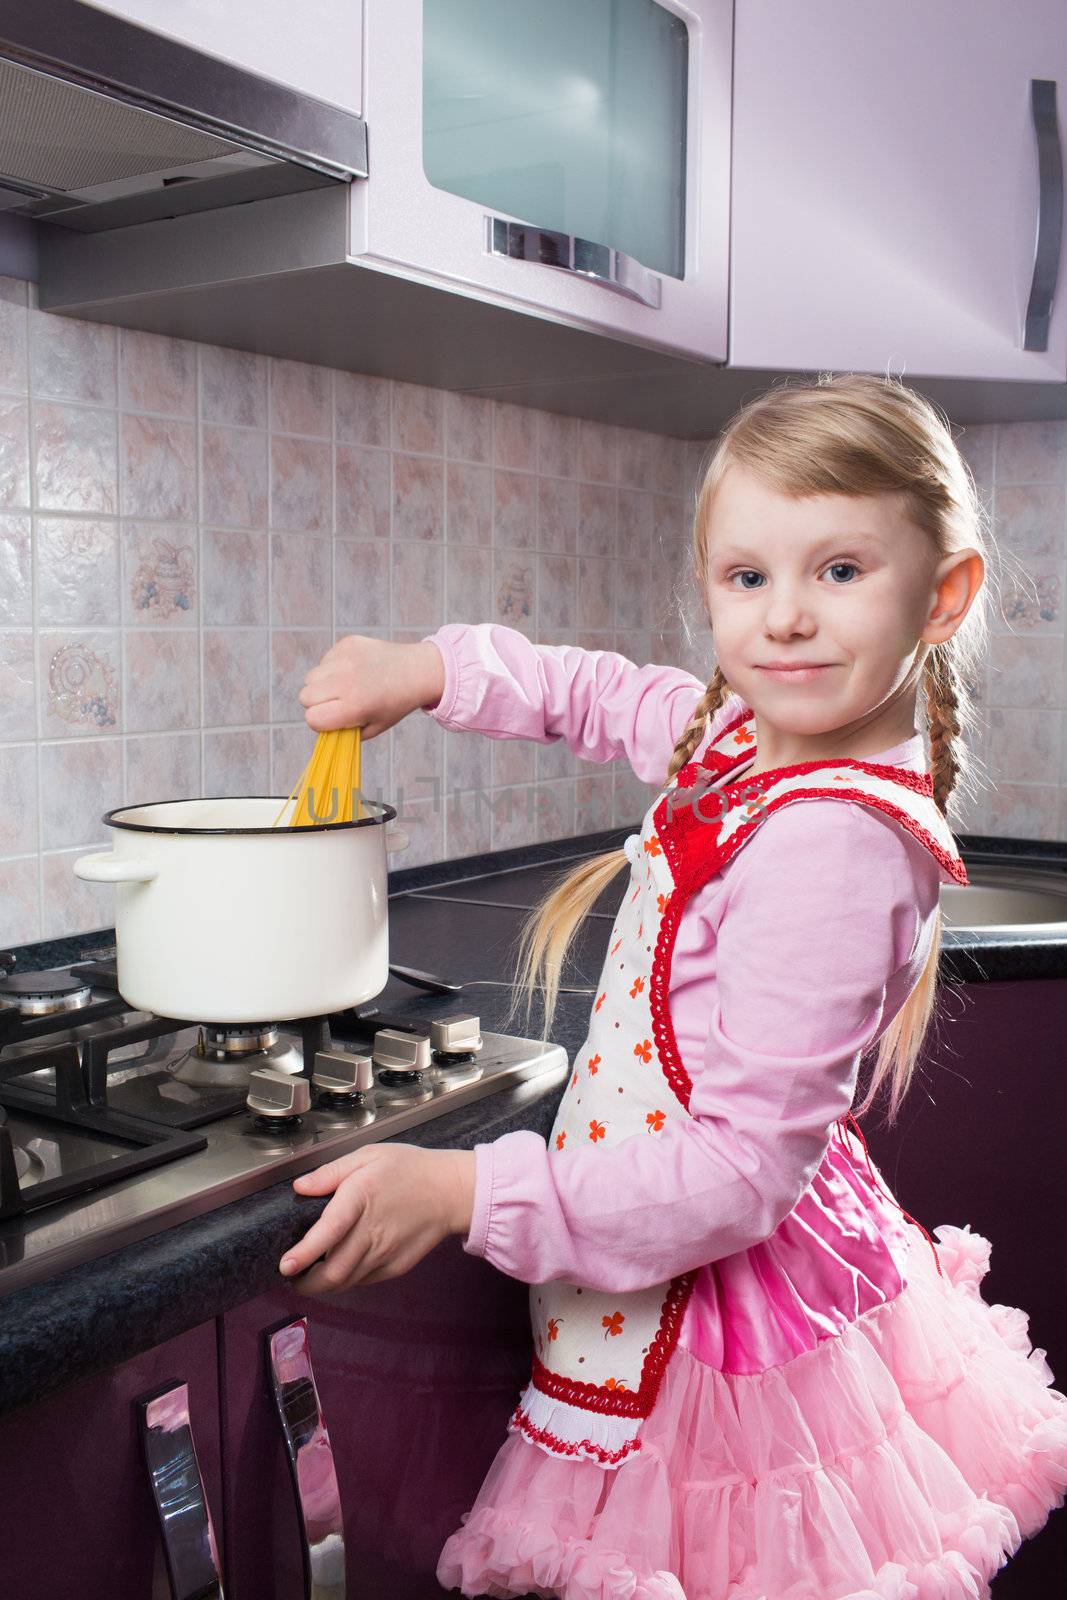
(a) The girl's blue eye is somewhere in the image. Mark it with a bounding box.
[728,562,859,589]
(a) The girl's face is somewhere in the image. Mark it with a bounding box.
[702,465,979,762]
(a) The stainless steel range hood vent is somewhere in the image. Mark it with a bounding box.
[0,0,366,231]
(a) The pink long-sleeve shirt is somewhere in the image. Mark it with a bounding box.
[420,622,942,1299]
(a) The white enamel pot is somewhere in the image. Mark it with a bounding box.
[73,796,410,1024]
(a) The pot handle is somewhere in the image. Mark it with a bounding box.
[73,851,159,884]
[384,828,410,854]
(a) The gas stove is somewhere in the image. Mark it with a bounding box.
[0,954,568,1297]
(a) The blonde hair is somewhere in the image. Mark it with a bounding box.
[504,373,999,1128]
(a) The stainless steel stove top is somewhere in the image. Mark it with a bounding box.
[0,958,569,1297]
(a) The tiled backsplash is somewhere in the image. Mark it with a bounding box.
[0,275,1064,942]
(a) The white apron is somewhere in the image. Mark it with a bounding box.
[510,707,968,1468]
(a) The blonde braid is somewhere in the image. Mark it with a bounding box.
[665,665,733,783]
[923,648,964,816]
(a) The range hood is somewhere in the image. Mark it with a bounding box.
[0,0,366,232]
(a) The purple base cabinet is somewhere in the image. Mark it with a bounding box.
[0,1320,223,1600]
[864,978,1067,1597]
[218,1234,533,1599]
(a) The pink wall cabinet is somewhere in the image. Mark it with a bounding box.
[730,0,1067,383]
[355,0,732,363]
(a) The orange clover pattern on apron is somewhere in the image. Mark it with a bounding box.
[508,707,969,1470]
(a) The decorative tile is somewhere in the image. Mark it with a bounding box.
[39,630,120,737]
[31,313,116,405]
[123,523,197,625]
[538,476,578,556]
[336,444,391,539]
[121,414,197,521]
[445,392,492,463]
[577,420,618,485]
[615,559,645,631]
[444,787,494,861]
[35,401,114,513]
[40,738,122,850]
[578,483,616,559]
[202,528,267,625]
[490,783,536,851]
[446,461,492,545]
[271,534,332,627]
[575,772,615,833]
[995,420,1067,485]
[538,412,577,479]
[200,345,268,428]
[0,513,31,623]
[985,708,1063,786]
[393,453,443,541]
[270,629,331,723]
[203,629,269,727]
[493,402,537,471]
[120,329,196,417]
[493,469,537,549]
[536,738,575,782]
[37,518,121,627]
[125,731,201,805]
[955,422,995,497]
[0,290,27,394]
[335,371,390,447]
[0,741,37,855]
[992,485,1066,563]
[986,632,1063,710]
[203,727,271,796]
[270,435,331,533]
[393,539,443,628]
[41,848,114,939]
[532,777,575,844]
[992,564,1062,634]
[335,540,390,628]
[0,857,39,946]
[618,489,653,560]
[445,543,492,625]
[577,556,613,630]
[389,795,443,869]
[538,553,577,630]
[393,381,443,455]
[445,728,491,794]
[492,549,536,629]
[202,425,268,527]
[270,358,332,438]
[491,738,535,789]
[124,629,199,733]
[0,629,35,739]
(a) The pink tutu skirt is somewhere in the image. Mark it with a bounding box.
[437,1224,1067,1600]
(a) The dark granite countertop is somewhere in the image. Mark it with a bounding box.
[1,824,1064,1419]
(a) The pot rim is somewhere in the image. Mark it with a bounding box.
[103,795,399,837]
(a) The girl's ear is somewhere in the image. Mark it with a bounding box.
[922,549,985,643]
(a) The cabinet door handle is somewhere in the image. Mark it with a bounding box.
[1024,79,1063,351]
[140,1383,225,1600]
[487,215,663,309]
[267,1318,346,1600]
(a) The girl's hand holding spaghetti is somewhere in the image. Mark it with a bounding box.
[278,1145,476,1292]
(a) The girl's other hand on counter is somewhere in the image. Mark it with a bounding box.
[278,1144,476,1292]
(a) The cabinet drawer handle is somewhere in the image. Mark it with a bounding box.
[140,1382,224,1599]
[488,215,663,309]
[267,1318,346,1600]
[1024,79,1063,351]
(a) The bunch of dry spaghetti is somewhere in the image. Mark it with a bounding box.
[272,727,362,827]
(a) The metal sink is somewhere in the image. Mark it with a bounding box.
[941,862,1067,935]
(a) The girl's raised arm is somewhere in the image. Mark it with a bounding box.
[420,621,737,786]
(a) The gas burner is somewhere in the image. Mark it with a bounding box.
[197,1023,280,1058]
[0,970,93,1018]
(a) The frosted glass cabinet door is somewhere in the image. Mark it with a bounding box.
[730,0,1067,383]
[359,0,732,363]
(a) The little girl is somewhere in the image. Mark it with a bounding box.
[279,374,1067,1598]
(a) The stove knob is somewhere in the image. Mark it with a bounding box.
[312,1049,374,1096]
[429,1014,482,1057]
[247,1067,311,1122]
[372,1029,431,1074]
